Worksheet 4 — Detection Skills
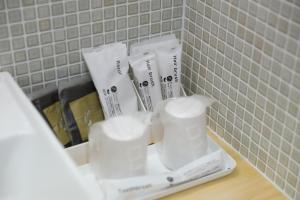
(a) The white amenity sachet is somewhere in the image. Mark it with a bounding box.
[130,35,182,99]
[82,43,138,119]
[98,150,224,200]
[129,52,162,111]
[130,35,179,55]
[157,45,182,99]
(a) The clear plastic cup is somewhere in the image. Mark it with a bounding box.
[89,115,149,179]
[159,95,214,170]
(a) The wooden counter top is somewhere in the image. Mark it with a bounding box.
[161,131,287,200]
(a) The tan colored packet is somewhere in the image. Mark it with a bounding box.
[69,91,103,141]
[59,77,104,145]
[30,86,71,147]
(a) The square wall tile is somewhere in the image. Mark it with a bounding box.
[182,1,300,199]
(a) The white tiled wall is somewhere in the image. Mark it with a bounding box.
[0,0,183,93]
[181,0,300,199]
[0,0,299,199]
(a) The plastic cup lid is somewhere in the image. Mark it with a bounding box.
[165,96,206,119]
[102,115,145,141]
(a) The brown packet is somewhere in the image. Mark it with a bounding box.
[59,77,104,145]
[30,86,71,147]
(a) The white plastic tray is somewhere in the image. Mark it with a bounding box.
[66,135,236,199]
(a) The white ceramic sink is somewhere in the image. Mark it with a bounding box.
[0,72,100,200]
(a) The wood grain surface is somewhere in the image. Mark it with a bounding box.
[160,131,287,200]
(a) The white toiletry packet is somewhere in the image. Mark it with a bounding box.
[82,43,138,119]
[129,52,163,111]
[156,45,182,99]
[130,35,179,55]
[98,150,224,200]
[130,35,182,99]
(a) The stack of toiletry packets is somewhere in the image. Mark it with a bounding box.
[82,34,182,117]
[30,34,181,147]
